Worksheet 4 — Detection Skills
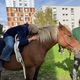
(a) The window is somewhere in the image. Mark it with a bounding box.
[53,8,56,12]
[14,8,17,11]
[62,14,68,16]
[19,0,22,1]
[24,3,27,6]
[71,19,74,21]
[72,22,74,24]
[14,13,17,17]
[20,17,23,21]
[19,8,23,12]
[25,9,27,12]
[62,8,64,10]
[27,8,30,12]
[25,13,28,16]
[71,8,74,10]
[63,14,65,16]
[7,8,9,11]
[29,13,31,16]
[63,19,65,21]
[25,16,28,20]
[72,25,74,28]
[18,22,20,25]
[19,3,22,6]
[11,13,14,16]
[8,17,11,21]
[15,23,18,26]
[14,18,17,21]
[21,14,23,17]
[66,19,68,21]
[62,8,68,10]
[53,14,56,19]
[30,8,32,12]
[71,14,74,15]
[12,22,14,26]
[53,7,56,9]
[28,17,30,21]
[71,8,74,13]
[13,1,16,7]
[66,14,68,16]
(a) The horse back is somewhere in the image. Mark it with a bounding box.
[0,38,5,55]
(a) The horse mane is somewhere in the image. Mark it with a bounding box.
[38,25,58,42]
[30,23,71,42]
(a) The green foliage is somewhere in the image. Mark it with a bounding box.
[34,8,56,27]
[38,44,74,80]
[34,10,45,27]
[0,24,3,35]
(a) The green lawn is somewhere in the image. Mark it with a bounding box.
[38,44,74,80]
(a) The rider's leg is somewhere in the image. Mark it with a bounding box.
[0,36,14,61]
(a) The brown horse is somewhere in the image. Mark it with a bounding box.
[0,23,80,80]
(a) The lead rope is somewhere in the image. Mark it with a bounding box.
[14,34,26,79]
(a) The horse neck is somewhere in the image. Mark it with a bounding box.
[39,26,58,51]
[41,38,57,52]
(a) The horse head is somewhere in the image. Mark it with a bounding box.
[58,22,80,54]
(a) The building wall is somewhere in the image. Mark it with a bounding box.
[5,0,35,28]
[42,5,80,30]
[6,0,34,8]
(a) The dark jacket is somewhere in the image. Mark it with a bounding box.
[3,23,29,46]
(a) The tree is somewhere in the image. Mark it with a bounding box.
[33,8,56,27]
[0,24,3,34]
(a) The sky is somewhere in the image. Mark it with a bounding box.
[0,0,80,24]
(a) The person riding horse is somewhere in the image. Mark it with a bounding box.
[0,23,39,70]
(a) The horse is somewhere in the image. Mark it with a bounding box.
[0,22,80,80]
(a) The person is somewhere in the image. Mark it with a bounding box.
[0,23,39,63]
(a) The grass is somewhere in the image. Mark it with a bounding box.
[38,44,74,80]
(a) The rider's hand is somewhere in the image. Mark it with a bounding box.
[28,35,39,42]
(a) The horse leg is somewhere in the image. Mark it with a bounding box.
[33,66,41,80]
[72,57,79,80]
[25,67,36,80]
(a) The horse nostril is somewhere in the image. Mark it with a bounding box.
[73,48,79,54]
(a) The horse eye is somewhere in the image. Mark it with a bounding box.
[64,33,72,38]
[68,35,72,37]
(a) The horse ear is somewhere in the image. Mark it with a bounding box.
[59,22,62,26]
[58,22,63,29]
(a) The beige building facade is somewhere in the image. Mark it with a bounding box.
[42,5,80,30]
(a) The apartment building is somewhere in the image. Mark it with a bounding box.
[5,0,35,28]
[42,5,80,30]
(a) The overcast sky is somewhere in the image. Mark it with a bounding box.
[0,0,80,24]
